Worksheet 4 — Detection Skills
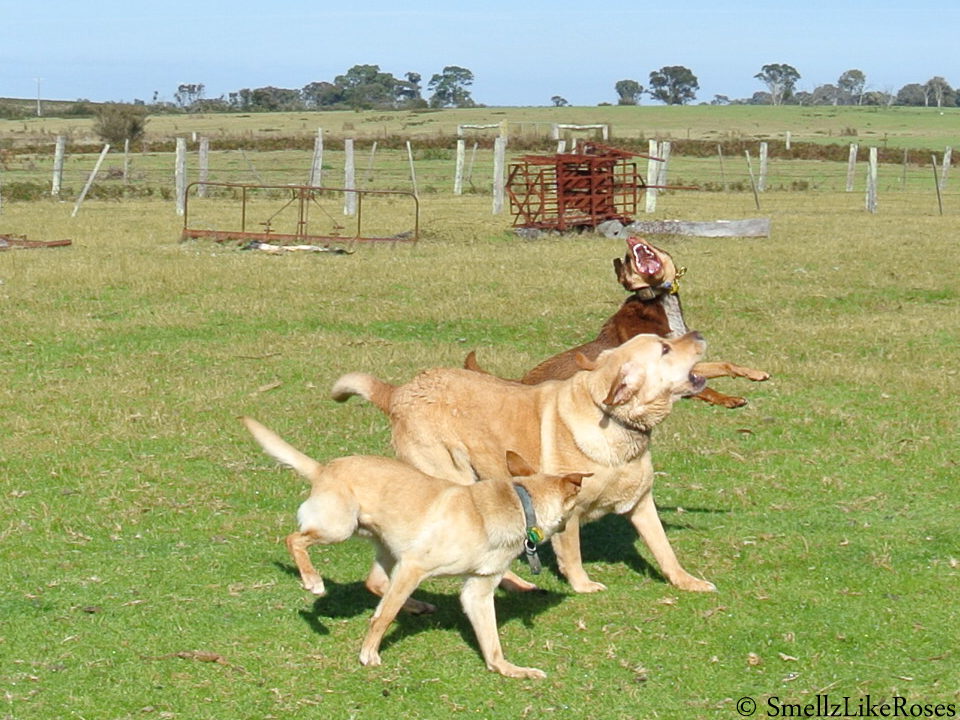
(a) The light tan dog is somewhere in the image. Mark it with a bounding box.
[242,416,587,679]
[332,331,715,595]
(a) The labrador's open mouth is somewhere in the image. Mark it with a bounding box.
[685,373,707,396]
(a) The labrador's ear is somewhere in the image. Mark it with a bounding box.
[561,472,590,490]
[505,450,536,477]
[603,363,645,406]
[575,353,598,371]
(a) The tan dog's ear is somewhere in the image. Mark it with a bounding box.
[505,450,536,477]
[561,472,591,489]
[603,364,644,406]
[575,353,599,371]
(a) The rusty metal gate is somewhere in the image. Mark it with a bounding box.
[506,142,653,232]
[181,182,419,246]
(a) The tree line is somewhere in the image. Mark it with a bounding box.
[165,62,957,112]
[610,64,959,109]
[163,65,475,113]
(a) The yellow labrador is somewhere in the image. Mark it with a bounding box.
[332,331,715,594]
[242,417,586,678]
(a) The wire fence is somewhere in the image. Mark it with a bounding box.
[1,137,957,214]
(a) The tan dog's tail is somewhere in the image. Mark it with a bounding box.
[330,372,395,413]
[242,417,321,481]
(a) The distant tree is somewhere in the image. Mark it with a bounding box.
[551,95,569,107]
[811,84,840,105]
[925,76,954,108]
[896,83,927,106]
[93,103,148,146]
[861,90,893,106]
[428,66,475,108]
[754,63,800,105]
[191,97,230,113]
[648,66,699,105]
[242,87,302,111]
[394,72,425,107]
[65,99,96,117]
[334,64,397,109]
[302,81,344,108]
[615,79,643,105]
[711,94,731,105]
[838,70,866,105]
[174,83,205,109]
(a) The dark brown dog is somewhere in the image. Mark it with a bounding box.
[466,236,769,407]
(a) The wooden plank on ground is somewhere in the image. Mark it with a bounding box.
[625,218,771,238]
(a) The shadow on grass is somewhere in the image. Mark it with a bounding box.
[567,505,727,585]
[275,503,724,662]
[275,560,568,660]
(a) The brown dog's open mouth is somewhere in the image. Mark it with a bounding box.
[630,237,662,277]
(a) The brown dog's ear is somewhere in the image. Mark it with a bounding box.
[575,353,599,371]
[505,450,536,477]
[464,350,480,371]
[613,256,625,284]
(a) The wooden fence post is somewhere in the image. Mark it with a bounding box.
[645,139,659,213]
[122,139,130,186]
[454,138,465,195]
[406,141,418,196]
[175,138,187,216]
[657,141,671,188]
[932,154,944,216]
[364,141,378,185]
[492,136,506,215]
[717,144,727,192]
[865,147,878,213]
[343,139,356,216]
[745,150,761,210]
[940,146,952,189]
[846,144,859,192]
[758,141,768,192]
[72,144,110,217]
[52,135,65,197]
[309,128,323,186]
[198,137,209,197]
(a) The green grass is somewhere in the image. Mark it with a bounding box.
[1,182,958,718]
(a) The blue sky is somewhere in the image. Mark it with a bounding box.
[2,1,957,106]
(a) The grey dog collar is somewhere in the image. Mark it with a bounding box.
[513,484,544,575]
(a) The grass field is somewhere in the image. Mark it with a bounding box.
[4,104,960,149]
[1,108,959,719]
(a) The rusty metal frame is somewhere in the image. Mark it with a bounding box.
[506,141,694,232]
[0,233,72,250]
[181,182,419,245]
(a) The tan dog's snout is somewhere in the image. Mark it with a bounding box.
[672,331,708,396]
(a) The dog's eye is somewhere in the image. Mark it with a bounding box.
[661,343,671,356]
